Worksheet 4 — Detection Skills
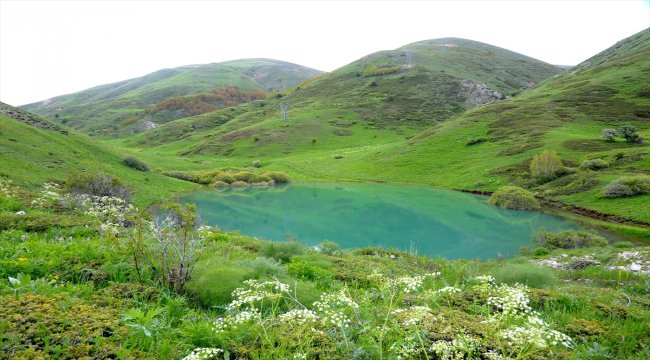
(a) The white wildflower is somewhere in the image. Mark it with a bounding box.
[182,347,223,360]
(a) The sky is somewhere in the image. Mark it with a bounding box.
[1,1,649,106]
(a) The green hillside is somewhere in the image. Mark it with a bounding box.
[0,102,192,204]
[119,38,562,157]
[278,28,650,224]
[21,59,322,136]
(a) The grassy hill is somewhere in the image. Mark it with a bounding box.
[0,102,192,204]
[21,59,322,136]
[117,38,562,157]
[277,28,650,224]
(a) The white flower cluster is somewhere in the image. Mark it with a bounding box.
[368,271,439,294]
[212,308,261,333]
[30,182,63,208]
[391,306,434,327]
[292,353,307,360]
[501,316,572,349]
[181,347,223,360]
[390,337,419,360]
[0,179,17,197]
[432,286,462,297]
[313,289,359,328]
[278,309,319,325]
[79,195,136,235]
[487,284,533,317]
[475,275,496,285]
[429,334,481,360]
[228,279,290,310]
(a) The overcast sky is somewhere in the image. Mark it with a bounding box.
[1,0,648,106]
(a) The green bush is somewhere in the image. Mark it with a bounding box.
[318,240,340,255]
[530,150,563,180]
[233,171,254,183]
[602,128,617,142]
[66,172,132,201]
[262,171,290,184]
[123,156,149,172]
[491,263,559,289]
[604,175,650,198]
[215,173,235,184]
[259,240,306,263]
[488,186,540,210]
[580,158,609,171]
[618,124,642,143]
[534,230,608,249]
[186,260,255,308]
[362,65,401,77]
[164,171,201,183]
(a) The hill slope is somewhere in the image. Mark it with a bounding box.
[0,102,192,204]
[283,28,650,223]
[121,38,562,157]
[21,59,322,136]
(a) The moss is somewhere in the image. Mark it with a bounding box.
[488,186,540,210]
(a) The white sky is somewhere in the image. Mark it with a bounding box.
[1,0,649,106]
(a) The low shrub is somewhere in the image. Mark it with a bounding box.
[466,138,487,146]
[66,172,132,201]
[363,65,401,77]
[602,128,617,142]
[259,240,306,263]
[164,171,201,183]
[530,150,563,180]
[533,230,608,249]
[233,171,254,183]
[215,173,235,184]
[488,186,540,210]
[491,263,559,289]
[123,156,149,172]
[580,158,609,171]
[603,175,650,198]
[186,260,256,308]
[318,240,340,255]
[252,160,261,168]
[230,180,249,187]
[262,171,290,184]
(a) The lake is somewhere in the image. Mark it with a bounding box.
[185,182,589,259]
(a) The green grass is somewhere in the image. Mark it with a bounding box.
[21,59,322,136]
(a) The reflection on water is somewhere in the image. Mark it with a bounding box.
[185,183,586,260]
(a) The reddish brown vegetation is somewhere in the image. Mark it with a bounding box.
[147,86,266,117]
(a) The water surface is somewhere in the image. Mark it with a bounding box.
[186,183,585,259]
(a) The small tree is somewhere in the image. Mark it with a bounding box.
[602,128,617,142]
[618,125,641,143]
[530,150,563,180]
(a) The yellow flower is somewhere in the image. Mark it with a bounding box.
[17,257,29,262]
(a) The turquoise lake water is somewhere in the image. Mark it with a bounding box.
[185,182,587,259]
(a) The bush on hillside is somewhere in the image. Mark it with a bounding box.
[618,125,642,144]
[530,150,563,180]
[580,158,609,171]
[491,263,559,289]
[123,156,149,172]
[534,230,608,249]
[488,186,540,210]
[604,175,650,198]
[362,65,401,77]
[602,128,617,142]
[259,240,306,263]
[66,172,132,202]
[262,171,290,184]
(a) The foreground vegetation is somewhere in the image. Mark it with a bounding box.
[1,178,649,359]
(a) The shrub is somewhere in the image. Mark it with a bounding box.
[233,171,254,183]
[230,180,249,187]
[362,65,401,77]
[318,240,340,255]
[123,156,149,172]
[530,150,563,180]
[252,160,261,168]
[259,240,306,263]
[488,186,540,210]
[186,260,255,308]
[211,180,228,188]
[604,175,650,198]
[466,138,487,146]
[66,172,132,202]
[602,128,617,142]
[164,171,201,183]
[534,230,608,249]
[580,158,609,171]
[618,124,641,143]
[215,173,235,184]
[491,263,559,289]
[262,171,290,184]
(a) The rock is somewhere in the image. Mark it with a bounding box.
[460,80,507,107]
[14,210,26,216]
[630,263,641,272]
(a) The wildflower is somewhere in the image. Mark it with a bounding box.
[0,179,17,197]
[278,309,319,325]
[16,257,29,262]
[212,308,261,333]
[182,348,223,360]
[501,316,573,349]
[475,275,496,285]
[391,306,434,327]
[487,284,534,317]
[431,286,462,296]
[313,288,358,328]
[430,334,481,360]
[227,279,290,310]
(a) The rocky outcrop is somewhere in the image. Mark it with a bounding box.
[460,80,507,108]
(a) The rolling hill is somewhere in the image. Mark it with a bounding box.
[119,37,562,157]
[279,28,650,224]
[21,59,323,136]
[0,102,192,204]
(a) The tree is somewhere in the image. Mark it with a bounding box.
[602,128,617,142]
[530,150,562,180]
